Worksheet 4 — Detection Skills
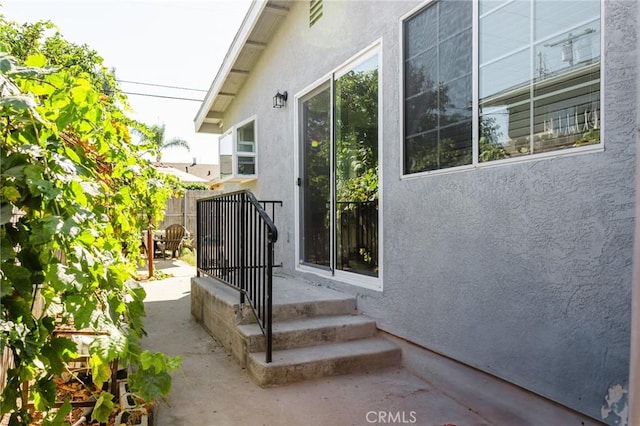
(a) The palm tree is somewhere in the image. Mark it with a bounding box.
[137,123,190,162]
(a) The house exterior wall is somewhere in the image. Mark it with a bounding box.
[214,0,637,422]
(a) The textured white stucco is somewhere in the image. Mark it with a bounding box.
[212,1,637,422]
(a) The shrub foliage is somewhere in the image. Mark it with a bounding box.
[0,17,180,424]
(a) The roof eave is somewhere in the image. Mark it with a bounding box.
[194,0,268,134]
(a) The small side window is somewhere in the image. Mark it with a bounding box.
[235,120,256,176]
[219,132,234,178]
[217,118,257,181]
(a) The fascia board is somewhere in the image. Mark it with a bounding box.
[194,0,268,132]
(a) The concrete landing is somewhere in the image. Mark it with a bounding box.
[270,274,358,320]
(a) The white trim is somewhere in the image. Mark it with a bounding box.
[377,39,385,289]
[296,74,333,102]
[528,0,535,156]
[330,76,336,274]
[296,81,331,275]
[218,129,234,177]
[219,115,258,180]
[599,0,605,158]
[334,39,382,79]
[294,41,384,292]
[400,143,604,181]
[399,0,437,23]
[235,114,257,133]
[235,115,258,178]
[293,88,300,281]
[398,11,405,184]
[297,264,382,292]
[399,0,604,180]
[471,0,479,167]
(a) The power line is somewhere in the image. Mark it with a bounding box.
[122,91,203,102]
[117,79,207,92]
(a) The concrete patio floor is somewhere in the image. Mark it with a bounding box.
[139,260,602,426]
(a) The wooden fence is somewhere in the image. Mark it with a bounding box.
[158,190,220,241]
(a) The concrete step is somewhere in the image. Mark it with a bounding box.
[238,275,358,324]
[192,274,401,387]
[269,297,357,322]
[238,314,378,352]
[269,276,357,322]
[247,337,402,386]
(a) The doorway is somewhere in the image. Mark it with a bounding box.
[298,48,380,283]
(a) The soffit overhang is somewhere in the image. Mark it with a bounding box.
[195,0,290,134]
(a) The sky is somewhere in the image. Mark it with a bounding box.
[1,0,253,165]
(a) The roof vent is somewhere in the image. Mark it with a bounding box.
[310,0,323,27]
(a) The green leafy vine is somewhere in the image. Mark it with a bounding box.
[1,16,180,425]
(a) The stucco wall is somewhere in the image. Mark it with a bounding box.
[215,0,637,422]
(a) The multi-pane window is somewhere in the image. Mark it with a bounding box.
[218,118,257,178]
[404,1,473,173]
[403,0,601,175]
[219,132,233,177]
[236,120,256,175]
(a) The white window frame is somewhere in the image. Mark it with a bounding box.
[399,0,605,180]
[293,40,384,291]
[218,115,258,180]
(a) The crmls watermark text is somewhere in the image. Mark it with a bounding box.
[365,411,418,424]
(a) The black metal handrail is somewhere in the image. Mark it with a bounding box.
[196,190,281,363]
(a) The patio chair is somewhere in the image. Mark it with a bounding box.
[162,224,187,259]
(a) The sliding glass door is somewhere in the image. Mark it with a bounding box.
[300,85,332,269]
[299,48,380,281]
